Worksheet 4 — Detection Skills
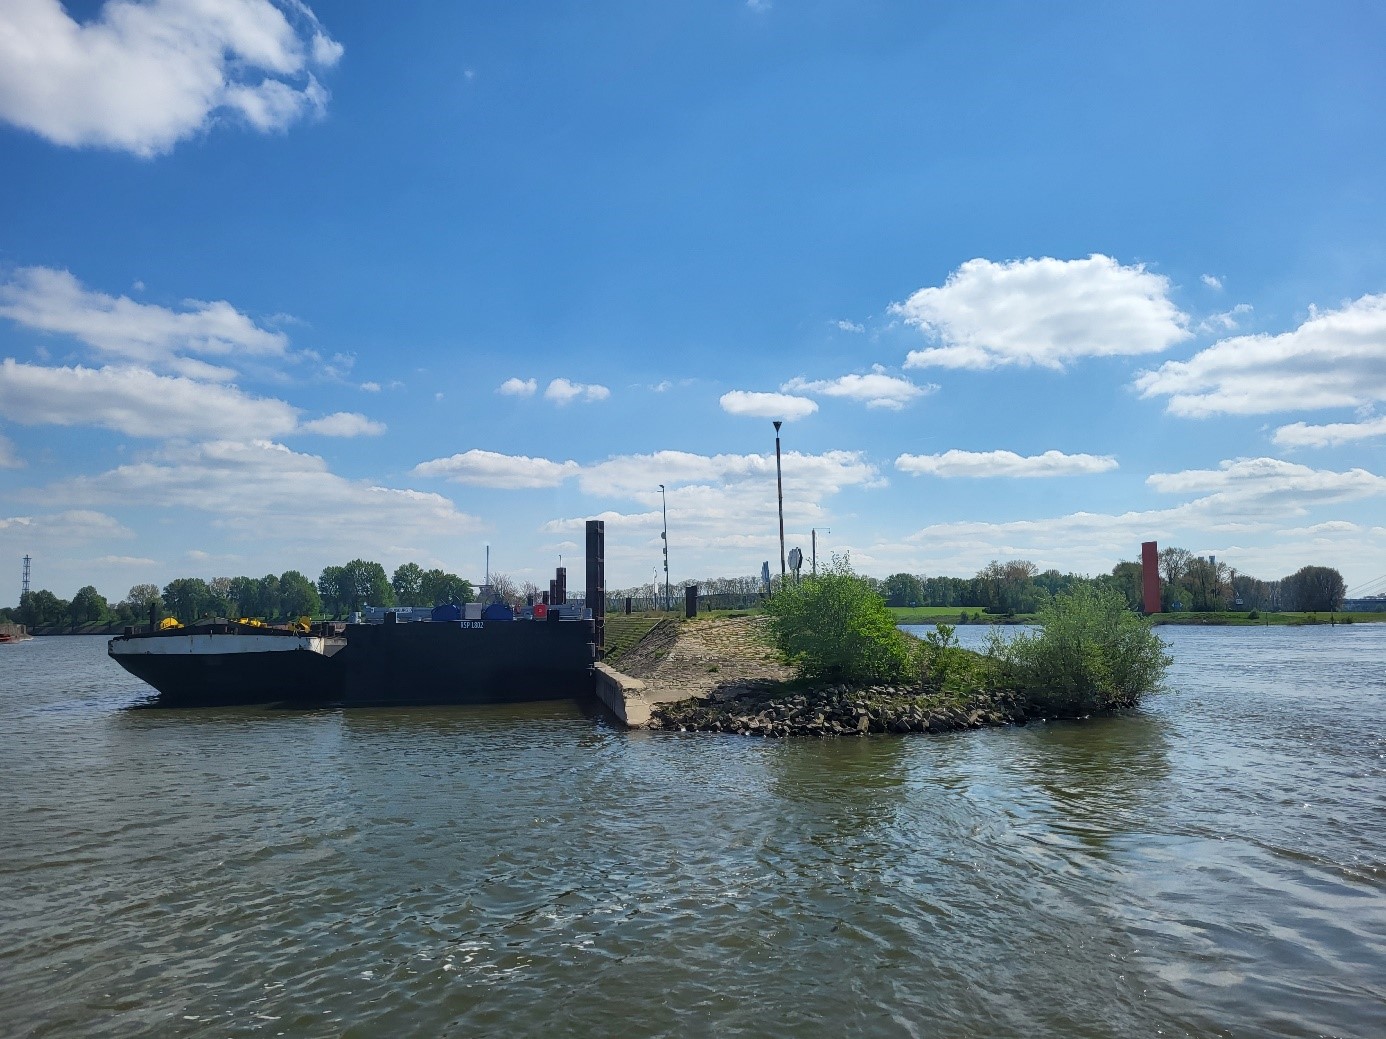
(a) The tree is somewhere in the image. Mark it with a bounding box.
[763,555,917,684]
[487,572,522,606]
[340,559,393,612]
[279,570,321,619]
[18,589,69,627]
[70,585,109,624]
[162,577,213,623]
[1281,565,1345,612]
[1107,561,1144,611]
[123,584,161,608]
[881,572,924,607]
[989,585,1171,716]
[391,562,425,603]
[419,568,473,605]
[228,576,261,618]
[318,566,348,617]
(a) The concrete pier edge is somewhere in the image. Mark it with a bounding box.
[592,662,651,728]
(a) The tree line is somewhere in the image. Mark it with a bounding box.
[875,551,1347,615]
[2,560,476,628]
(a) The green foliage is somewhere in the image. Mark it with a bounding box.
[391,562,425,602]
[278,570,321,619]
[990,585,1171,716]
[69,585,109,624]
[762,555,917,684]
[419,568,473,606]
[162,577,214,623]
[917,622,963,689]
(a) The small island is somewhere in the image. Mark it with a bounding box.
[599,558,1170,735]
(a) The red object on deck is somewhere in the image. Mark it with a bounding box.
[533,602,548,620]
[1141,541,1161,614]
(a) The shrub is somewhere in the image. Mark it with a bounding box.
[989,585,1170,716]
[763,555,917,684]
[1247,609,1259,620]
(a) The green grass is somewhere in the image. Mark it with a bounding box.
[1150,610,1386,625]
[890,606,1038,624]
[601,614,669,663]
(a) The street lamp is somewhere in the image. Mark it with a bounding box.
[811,527,831,576]
[773,420,786,581]
[658,483,670,611]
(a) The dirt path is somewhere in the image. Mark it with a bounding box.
[617,615,794,707]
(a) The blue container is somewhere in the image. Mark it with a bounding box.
[431,603,462,622]
[481,602,515,622]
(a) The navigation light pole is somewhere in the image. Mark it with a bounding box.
[659,483,670,611]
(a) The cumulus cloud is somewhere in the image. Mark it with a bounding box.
[544,378,609,404]
[1273,414,1386,448]
[1196,303,1253,334]
[0,0,342,157]
[1202,274,1223,290]
[0,266,288,371]
[1145,457,1386,513]
[894,254,1190,370]
[297,411,386,437]
[497,377,537,397]
[0,360,382,438]
[1135,293,1386,417]
[896,449,1118,478]
[0,509,132,544]
[41,439,482,546]
[413,449,581,489]
[719,390,818,420]
[834,319,865,334]
[896,458,1386,577]
[782,369,935,410]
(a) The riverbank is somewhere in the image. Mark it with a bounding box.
[0,621,32,642]
[606,614,1032,735]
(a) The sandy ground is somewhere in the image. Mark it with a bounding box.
[614,615,794,708]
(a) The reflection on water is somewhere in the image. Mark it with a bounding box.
[2,631,1384,1038]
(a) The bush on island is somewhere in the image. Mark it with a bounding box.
[989,584,1170,716]
[763,555,918,684]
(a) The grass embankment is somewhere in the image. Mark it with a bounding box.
[651,579,1166,737]
[1150,611,1386,625]
[601,614,669,665]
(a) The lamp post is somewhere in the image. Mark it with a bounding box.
[811,527,830,576]
[773,420,786,581]
[659,483,670,611]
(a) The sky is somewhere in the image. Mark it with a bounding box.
[2,0,1385,603]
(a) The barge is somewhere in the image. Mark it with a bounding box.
[107,522,608,708]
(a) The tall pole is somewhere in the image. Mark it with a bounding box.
[659,483,669,611]
[774,420,786,580]
[811,527,830,577]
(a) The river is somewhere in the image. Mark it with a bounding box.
[1,627,1382,1038]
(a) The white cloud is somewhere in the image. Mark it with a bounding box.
[497,377,537,397]
[894,254,1190,370]
[896,449,1118,478]
[895,459,1386,578]
[413,449,581,489]
[1202,274,1223,290]
[1273,414,1386,448]
[41,439,482,547]
[0,360,298,437]
[650,380,672,393]
[544,378,609,404]
[0,0,342,157]
[0,432,21,468]
[297,411,386,437]
[0,360,383,439]
[719,390,818,421]
[93,554,159,566]
[1135,293,1386,417]
[0,509,132,544]
[360,381,381,393]
[0,267,288,370]
[834,319,865,334]
[1146,457,1386,515]
[782,369,934,410]
[1196,302,1252,334]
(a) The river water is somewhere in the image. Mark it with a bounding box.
[1,628,1382,1038]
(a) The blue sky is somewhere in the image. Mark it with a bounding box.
[2,0,1385,601]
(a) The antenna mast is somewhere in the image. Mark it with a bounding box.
[21,554,31,602]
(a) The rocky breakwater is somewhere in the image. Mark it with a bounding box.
[651,680,1027,738]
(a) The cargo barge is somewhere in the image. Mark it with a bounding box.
[107,522,608,708]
